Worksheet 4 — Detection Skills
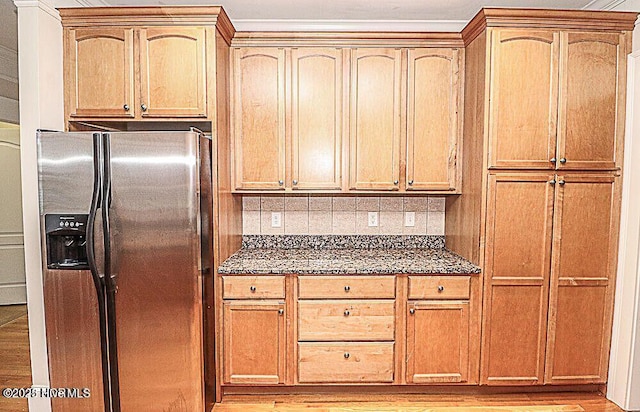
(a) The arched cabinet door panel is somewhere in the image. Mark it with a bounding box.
[67,28,135,118]
[139,27,207,118]
[232,48,286,190]
[488,30,560,170]
[557,32,626,171]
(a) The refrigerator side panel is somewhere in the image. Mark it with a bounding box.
[108,132,204,411]
[37,131,105,412]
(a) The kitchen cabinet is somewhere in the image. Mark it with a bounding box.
[406,301,470,383]
[348,48,402,191]
[139,27,207,117]
[545,174,618,384]
[481,173,555,385]
[291,48,344,190]
[223,301,286,384]
[65,25,208,120]
[406,48,462,191]
[232,47,286,190]
[66,28,135,118]
[487,29,626,171]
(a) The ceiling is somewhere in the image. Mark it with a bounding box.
[50,0,634,31]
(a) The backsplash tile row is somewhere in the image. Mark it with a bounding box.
[242,195,445,236]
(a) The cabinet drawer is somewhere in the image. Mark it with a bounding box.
[298,276,395,299]
[408,276,470,300]
[298,342,394,383]
[222,276,285,299]
[298,300,395,341]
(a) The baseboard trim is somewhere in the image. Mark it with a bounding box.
[0,283,27,304]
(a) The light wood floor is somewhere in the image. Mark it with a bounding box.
[0,304,31,412]
[213,392,624,412]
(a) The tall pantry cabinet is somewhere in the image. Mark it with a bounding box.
[446,9,635,386]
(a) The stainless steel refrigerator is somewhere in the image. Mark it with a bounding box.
[37,130,213,411]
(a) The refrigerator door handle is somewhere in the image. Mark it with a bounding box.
[86,132,113,412]
[102,132,122,412]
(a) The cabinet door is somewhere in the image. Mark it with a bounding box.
[349,48,402,190]
[232,48,286,190]
[291,48,344,190]
[223,301,286,384]
[488,30,559,169]
[545,174,618,384]
[406,48,461,191]
[558,32,626,170]
[66,28,134,118]
[407,301,470,383]
[481,173,555,385]
[139,27,207,117]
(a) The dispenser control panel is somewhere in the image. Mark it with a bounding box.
[44,214,90,270]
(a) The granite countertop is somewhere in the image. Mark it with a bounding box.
[218,235,481,275]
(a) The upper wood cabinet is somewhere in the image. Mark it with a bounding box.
[488,30,559,170]
[349,48,402,191]
[65,26,209,120]
[406,48,462,191]
[66,28,135,118]
[558,32,626,170]
[139,27,207,118]
[488,28,626,171]
[291,48,344,190]
[232,48,286,190]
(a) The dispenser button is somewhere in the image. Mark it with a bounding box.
[64,221,69,227]
[59,222,64,227]
[75,222,80,227]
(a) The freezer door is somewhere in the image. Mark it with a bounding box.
[107,131,204,411]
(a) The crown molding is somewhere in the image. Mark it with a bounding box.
[582,0,627,10]
[0,45,18,85]
[232,19,467,33]
[13,0,59,20]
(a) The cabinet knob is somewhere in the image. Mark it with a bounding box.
[559,157,567,164]
[278,180,284,186]
[250,286,256,292]
[408,180,414,185]
[393,180,399,185]
[344,285,350,292]
[141,103,148,112]
[550,157,557,163]
[344,352,350,359]
[123,104,130,112]
[344,310,350,317]
[558,180,566,185]
[278,308,284,315]
[409,308,415,315]
[437,285,445,292]
[292,180,298,185]
[549,179,556,185]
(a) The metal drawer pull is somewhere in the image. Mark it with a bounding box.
[344,310,350,317]
[549,179,556,185]
[438,285,445,292]
[123,104,130,111]
[409,308,415,315]
[250,286,256,292]
[278,180,284,186]
[393,180,399,185]
[558,180,565,185]
[550,157,557,163]
[344,353,350,359]
[141,103,147,112]
[559,158,567,164]
[344,286,350,292]
[278,309,284,315]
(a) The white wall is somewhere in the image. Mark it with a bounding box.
[14,0,64,410]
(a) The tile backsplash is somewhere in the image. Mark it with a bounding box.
[242,195,445,236]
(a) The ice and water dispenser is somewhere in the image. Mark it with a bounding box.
[44,214,90,270]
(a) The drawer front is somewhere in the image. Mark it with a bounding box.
[222,276,285,299]
[298,342,394,383]
[298,300,395,341]
[408,276,470,300]
[298,276,395,299]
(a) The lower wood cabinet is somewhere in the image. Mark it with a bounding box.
[298,342,395,383]
[222,300,286,384]
[406,301,470,384]
[220,274,480,389]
